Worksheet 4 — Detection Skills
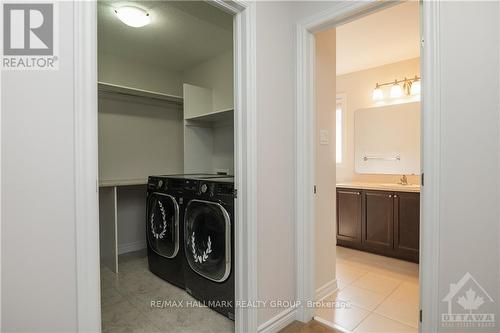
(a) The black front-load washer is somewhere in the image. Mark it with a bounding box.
[183,177,235,320]
[146,174,229,289]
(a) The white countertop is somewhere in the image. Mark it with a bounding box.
[336,182,420,193]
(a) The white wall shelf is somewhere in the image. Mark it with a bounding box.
[99,178,148,187]
[98,81,183,105]
[185,108,234,126]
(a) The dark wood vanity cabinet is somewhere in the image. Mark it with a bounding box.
[336,187,420,262]
[393,192,420,261]
[363,191,394,252]
[336,189,362,248]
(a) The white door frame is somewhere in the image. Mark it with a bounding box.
[295,1,442,330]
[73,1,258,332]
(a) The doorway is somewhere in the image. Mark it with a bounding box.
[295,1,440,331]
[73,1,257,332]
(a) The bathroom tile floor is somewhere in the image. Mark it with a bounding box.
[100,250,234,333]
[315,247,419,333]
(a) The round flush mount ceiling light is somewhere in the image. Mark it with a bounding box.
[114,6,151,28]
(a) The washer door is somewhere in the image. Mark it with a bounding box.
[147,193,179,258]
[184,200,231,282]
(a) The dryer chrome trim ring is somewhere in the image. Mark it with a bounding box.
[147,192,180,259]
[184,199,232,283]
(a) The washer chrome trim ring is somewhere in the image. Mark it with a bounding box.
[146,192,180,259]
[184,199,231,283]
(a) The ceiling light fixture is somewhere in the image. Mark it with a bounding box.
[114,6,151,28]
[371,75,421,101]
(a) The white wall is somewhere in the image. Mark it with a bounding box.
[255,2,297,326]
[437,1,499,330]
[336,58,421,184]
[212,123,235,175]
[98,95,184,182]
[1,2,78,331]
[99,53,184,96]
[314,28,337,298]
[182,50,234,112]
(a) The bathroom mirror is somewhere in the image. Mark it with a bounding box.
[354,102,420,175]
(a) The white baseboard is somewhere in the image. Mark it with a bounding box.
[315,279,338,301]
[257,307,297,333]
[118,241,146,255]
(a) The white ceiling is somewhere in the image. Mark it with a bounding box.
[336,2,420,76]
[98,1,233,72]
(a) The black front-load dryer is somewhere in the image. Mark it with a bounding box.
[147,174,230,289]
[183,177,235,320]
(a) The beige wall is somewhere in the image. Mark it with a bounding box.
[315,29,337,297]
[336,57,421,184]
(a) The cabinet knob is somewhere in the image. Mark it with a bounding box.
[389,194,392,198]
[394,194,398,198]
[355,192,360,195]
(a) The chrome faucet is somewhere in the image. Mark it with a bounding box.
[399,175,408,185]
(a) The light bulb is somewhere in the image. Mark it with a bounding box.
[114,7,151,28]
[372,86,383,101]
[411,80,421,95]
[390,82,403,98]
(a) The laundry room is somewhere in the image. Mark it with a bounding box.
[97,1,235,332]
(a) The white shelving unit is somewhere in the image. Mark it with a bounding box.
[98,83,235,273]
[98,83,183,273]
[183,83,234,175]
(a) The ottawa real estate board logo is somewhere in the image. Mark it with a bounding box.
[441,272,495,328]
[1,2,59,70]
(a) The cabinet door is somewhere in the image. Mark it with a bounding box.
[363,191,394,252]
[336,188,362,248]
[394,192,420,262]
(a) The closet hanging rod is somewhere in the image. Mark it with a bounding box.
[98,82,183,105]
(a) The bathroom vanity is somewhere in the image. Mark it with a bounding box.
[336,183,420,262]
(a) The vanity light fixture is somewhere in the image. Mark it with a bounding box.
[371,75,421,101]
[372,83,384,101]
[114,6,151,28]
[410,76,421,95]
[390,80,403,98]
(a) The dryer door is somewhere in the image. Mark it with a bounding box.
[184,200,231,282]
[147,193,179,258]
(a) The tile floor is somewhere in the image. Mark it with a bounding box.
[100,250,234,333]
[280,320,342,333]
[315,247,419,333]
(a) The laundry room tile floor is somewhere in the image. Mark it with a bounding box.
[100,250,234,333]
[314,247,419,333]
